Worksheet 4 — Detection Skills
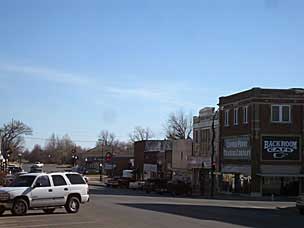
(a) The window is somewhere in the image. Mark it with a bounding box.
[201,129,210,155]
[66,174,86,185]
[9,176,36,187]
[35,175,51,187]
[271,105,291,122]
[194,130,198,143]
[181,152,183,160]
[234,108,239,125]
[282,106,290,122]
[52,175,67,186]
[243,106,248,124]
[272,106,280,122]
[224,110,229,126]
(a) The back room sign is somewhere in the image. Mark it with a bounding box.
[262,136,301,160]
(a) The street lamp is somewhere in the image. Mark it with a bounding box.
[157,160,163,178]
[0,154,3,171]
[18,153,22,167]
[7,154,10,168]
[84,158,88,170]
[72,155,78,167]
[99,163,103,181]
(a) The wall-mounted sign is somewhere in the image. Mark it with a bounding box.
[143,164,157,173]
[262,136,300,161]
[145,141,172,152]
[104,164,116,170]
[187,156,212,169]
[223,136,251,160]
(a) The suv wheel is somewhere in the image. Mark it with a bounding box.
[0,206,5,215]
[11,198,28,216]
[43,208,55,214]
[65,196,80,213]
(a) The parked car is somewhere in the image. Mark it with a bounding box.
[0,172,89,216]
[118,177,132,188]
[85,167,100,175]
[167,180,192,196]
[71,166,87,175]
[7,165,23,175]
[129,181,145,190]
[143,178,168,194]
[296,194,304,214]
[30,163,44,173]
[106,177,120,188]
[3,174,15,187]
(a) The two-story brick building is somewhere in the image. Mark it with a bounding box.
[219,88,304,196]
[134,140,172,180]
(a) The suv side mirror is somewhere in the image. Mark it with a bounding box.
[33,182,42,188]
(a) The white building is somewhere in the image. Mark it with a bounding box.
[171,139,192,183]
[191,107,219,195]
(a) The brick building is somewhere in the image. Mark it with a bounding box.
[134,140,172,180]
[83,145,133,176]
[219,88,304,196]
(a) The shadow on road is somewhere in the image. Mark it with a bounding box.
[119,203,303,228]
[89,186,296,202]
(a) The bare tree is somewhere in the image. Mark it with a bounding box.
[43,134,76,164]
[97,130,116,146]
[0,119,32,159]
[164,110,192,140]
[27,144,43,163]
[129,126,154,142]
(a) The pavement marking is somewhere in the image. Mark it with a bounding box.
[0,221,99,228]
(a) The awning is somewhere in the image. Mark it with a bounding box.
[221,165,251,176]
[256,173,304,177]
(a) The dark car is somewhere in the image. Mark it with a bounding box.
[106,176,120,188]
[8,166,23,174]
[167,180,192,196]
[118,177,132,188]
[143,178,168,194]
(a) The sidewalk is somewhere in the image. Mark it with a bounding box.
[190,191,297,202]
[88,180,106,187]
[87,181,297,202]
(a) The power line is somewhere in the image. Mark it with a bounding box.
[24,136,97,143]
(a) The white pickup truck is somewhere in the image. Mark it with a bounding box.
[0,172,89,216]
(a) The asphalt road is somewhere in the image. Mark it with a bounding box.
[0,185,303,228]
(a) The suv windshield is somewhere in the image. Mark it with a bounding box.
[9,176,36,187]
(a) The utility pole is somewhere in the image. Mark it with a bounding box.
[100,143,104,182]
[210,109,218,198]
[111,146,114,177]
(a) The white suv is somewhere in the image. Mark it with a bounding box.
[0,172,89,216]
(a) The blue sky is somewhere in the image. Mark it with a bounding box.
[1,0,304,149]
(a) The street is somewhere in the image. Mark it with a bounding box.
[0,185,303,228]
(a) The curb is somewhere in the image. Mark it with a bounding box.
[88,182,106,187]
